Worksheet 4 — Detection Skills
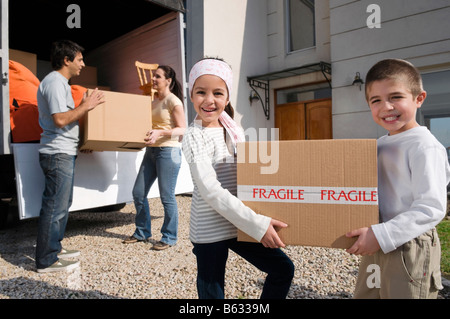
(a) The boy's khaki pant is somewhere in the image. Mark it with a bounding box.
[354,228,443,299]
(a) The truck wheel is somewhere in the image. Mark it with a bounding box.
[0,200,10,229]
[0,198,19,229]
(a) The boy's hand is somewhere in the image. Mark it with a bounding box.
[261,219,287,249]
[345,227,380,256]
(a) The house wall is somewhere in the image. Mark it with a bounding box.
[186,0,450,140]
[264,0,331,133]
[267,0,330,72]
[186,0,331,140]
[186,0,270,135]
[330,0,450,138]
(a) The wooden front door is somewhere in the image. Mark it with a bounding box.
[275,98,332,140]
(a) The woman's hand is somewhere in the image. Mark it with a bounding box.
[145,130,163,145]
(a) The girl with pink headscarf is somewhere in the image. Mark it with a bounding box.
[182,57,294,299]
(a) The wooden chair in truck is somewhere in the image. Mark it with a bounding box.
[135,61,159,99]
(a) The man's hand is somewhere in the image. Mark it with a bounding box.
[82,88,104,111]
[53,88,104,128]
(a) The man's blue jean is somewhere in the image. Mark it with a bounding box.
[193,239,295,299]
[36,153,76,269]
[132,147,181,245]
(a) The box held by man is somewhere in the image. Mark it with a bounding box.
[79,89,152,152]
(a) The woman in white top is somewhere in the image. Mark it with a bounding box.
[182,58,294,299]
[124,65,186,250]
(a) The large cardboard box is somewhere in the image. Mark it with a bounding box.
[237,139,379,248]
[79,89,152,152]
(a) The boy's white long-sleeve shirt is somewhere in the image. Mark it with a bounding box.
[371,126,450,253]
[182,124,271,244]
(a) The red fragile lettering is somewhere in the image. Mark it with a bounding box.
[252,188,305,200]
[320,189,377,202]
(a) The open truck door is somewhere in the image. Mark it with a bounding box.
[1,0,192,226]
[0,0,9,155]
[0,0,16,228]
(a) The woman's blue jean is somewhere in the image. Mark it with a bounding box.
[193,238,295,299]
[132,147,181,245]
[36,153,76,269]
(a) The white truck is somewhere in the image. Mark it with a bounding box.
[0,0,192,228]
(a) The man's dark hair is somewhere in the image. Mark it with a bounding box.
[50,40,84,70]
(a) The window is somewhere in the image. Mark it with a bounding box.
[286,0,315,52]
[418,70,450,150]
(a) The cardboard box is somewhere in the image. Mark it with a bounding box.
[79,89,152,152]
[9,49,37,75]
[237,139,379,249]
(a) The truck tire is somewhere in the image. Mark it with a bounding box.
[0,198,20,229]
[0,200,8,229]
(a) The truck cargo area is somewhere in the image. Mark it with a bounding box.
[0,0,192,227]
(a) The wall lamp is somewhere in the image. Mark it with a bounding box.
[352,72,364,90]
[249,91,260,103]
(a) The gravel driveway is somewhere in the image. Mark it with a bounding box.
[0,195,448,300]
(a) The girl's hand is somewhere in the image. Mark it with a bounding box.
[261,219,288,249]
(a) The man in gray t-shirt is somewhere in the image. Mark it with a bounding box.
[38,70,79,155]
[35,40,104,273]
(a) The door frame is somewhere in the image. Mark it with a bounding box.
[0,0,10,155]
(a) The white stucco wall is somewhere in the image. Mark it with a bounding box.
[330,0,450,139]
[186,0,332,139]
[199,0,270,135]
[186,0,450,140]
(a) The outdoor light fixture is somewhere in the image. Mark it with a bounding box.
[352,72,364,90]
[249,90,260,103]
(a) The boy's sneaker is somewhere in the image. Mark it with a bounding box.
[58,248,80,258]
[37,259,80,273]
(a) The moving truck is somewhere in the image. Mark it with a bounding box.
[0,0,192,228]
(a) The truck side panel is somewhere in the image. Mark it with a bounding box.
[13,144,193,219]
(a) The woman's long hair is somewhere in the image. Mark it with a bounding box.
[158,65,184,102]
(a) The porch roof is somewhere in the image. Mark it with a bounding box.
[247,62,331,120]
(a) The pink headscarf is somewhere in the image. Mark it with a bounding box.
[189,59,245,145]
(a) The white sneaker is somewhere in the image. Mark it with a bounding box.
[58,248,80,259]
[37,259,80,273]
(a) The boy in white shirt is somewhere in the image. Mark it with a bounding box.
[346,59,450,298]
